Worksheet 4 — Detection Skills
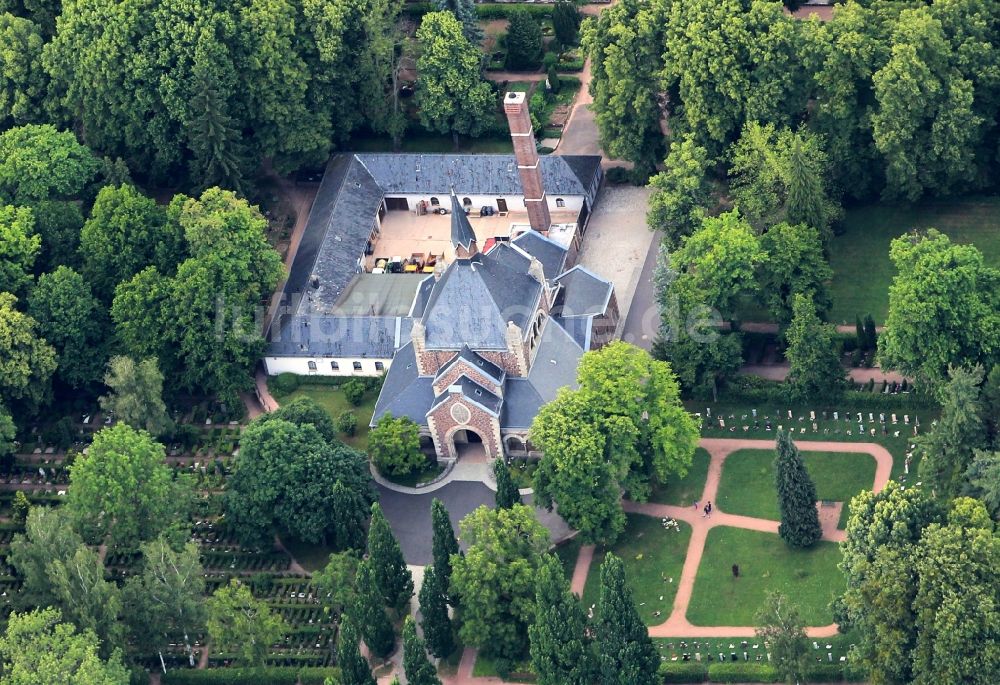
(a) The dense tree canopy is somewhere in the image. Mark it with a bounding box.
[99,356,170,437]
[0,124,99,204]
[206,579,287,667]
[368,414,423,476]
[784,293,846,401]
[0,291,56,410]
[0,203,39,296]
[646,135,712,249]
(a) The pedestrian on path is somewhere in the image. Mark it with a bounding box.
[706,501,713,518]
[702,504,709,518]
[694,500,699,511]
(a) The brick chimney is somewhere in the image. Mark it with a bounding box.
[504,91,551,234]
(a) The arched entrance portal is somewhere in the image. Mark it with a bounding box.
[450,428,487,463]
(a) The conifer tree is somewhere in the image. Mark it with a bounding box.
[402,616,442,685]
[434,0,482,44]
[493,459,521,509]
[351,560,395,658]
[418,565,454,659]
[774,430,822,548]
[430,499,459,593]
[337,615,376,685]
[528,555,595,685]
[594,554,658,685]
[331,480,367,551]
[863,314,878,351]
[367,503,413,612]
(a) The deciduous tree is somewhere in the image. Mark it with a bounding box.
[99,356,170,437]
[0,14,48,129]
[0,292,56,410]
[0,203,39,296]
[207,579,287,667]
[774,429,821,548]
[594,553,658,685]
[368,414,424,476]
[754,592,809,685]
[0,124,99,204]
[434,0,481,44]
[757,222,832,328]
[646,135,712,250]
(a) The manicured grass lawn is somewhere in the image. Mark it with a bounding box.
[714,449,877,520]
[828,197,1000,324]
[686,527,845,626]
[837,500,853,530]
[278,384,378,451]
[581,514,691,626]
[553,537,582,579]
[650,447,711,507]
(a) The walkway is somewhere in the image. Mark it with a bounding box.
[740,363,909,384]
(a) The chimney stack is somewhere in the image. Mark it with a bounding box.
[504,91,551,234]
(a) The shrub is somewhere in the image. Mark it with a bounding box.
[505,10,543,70]
[658,661,708,682]
[161,667,300,685]
[341,379,366,406]
[270,373,300,398]
[476,3,553,20]
[547,65,561,93]
[337,411,357,437]
[538,146,555,155]
[552,0,582,48]
[368,414,423,476]
[707,662,780,682]
[606,166,632,184]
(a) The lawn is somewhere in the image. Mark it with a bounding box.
[649,447,711,507]
[553,536,582,579]
[828,197,1000,324]
[714,449,877,520]
[278,383,378,451]
[686,527,845,626]
[581,514,692,626]
[472,655,534,681]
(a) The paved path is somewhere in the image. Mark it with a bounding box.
[570,544,596,596]
[740,363,909,384]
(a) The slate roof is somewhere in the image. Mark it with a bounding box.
[511,231,568,282]
[436,345,506,386]
[450,193,477,251]
[501,320,583,428]
[429,375,504,417]
[553,265,614,318]
[370,343,435,425]
[419,252,541,350]
[267,315,412,358]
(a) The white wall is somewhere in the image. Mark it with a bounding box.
[385,193,584,214]
[264,356,392,377]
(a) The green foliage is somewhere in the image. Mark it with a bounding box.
[10,490,29,523]
[551,1,581,49]
[451,504,550,659]
[336,616,375,685]
[594,553,659,685]
[337,411,357,437]
[0,203,39,296]
[0,292,56,409]
[528,555,594,685]
[754,592,809,685]
[964,450,1000,520]
[402,616,441,685]
[367,502,413,612]
[657,662,708,683]
[78,184,176,302]
[269,372,301,398]
[67,423,189,548]
[0,124,100,204]
[0,13,48,129]
[435,0,481,44]
[646,135,712,250]
[313,551,359,615]
[99,356,171,437]
[415,12,495,141]
[878,230,1000,384]
[582,0,668,173]
[161,668,338,685]
[225,417,373,548]
[705,663,781,683]
[350,559,395,658]
[341,379,366,407]
[207,579,287,667]
[774,430,822,548]
[493,458,521,509]
[368,414,423,476]
[418,564,454,659]
[28,266,107,388]
[784,293,846,401]
[268,395,338,443]
[505,10,543,71]
[757,222,833,329]
[29,199,84,273]
[431,498,459,593]
[0,608,129,685]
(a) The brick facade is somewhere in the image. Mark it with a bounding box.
[503,91,551,233]
[432,360,503,396]
[427,393,502,461]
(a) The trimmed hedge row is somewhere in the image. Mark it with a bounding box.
[161,667,339,685]
[721,377,936,411]
[657,661,864,683]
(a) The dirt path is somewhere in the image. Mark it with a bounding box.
[570,544,596,596]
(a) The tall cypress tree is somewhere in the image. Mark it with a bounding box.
[494,459,522,509]
[351,559,395,658]
[331,480,367,551]
[367,503,413,612]
[418,564,454,658]
[774,430,822,548]
[594,554,659,685]
[430,498,459,593]
[337,615,376,685]
[528,555,595,685]
[402,616,442,685]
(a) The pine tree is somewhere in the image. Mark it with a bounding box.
[337,615,376,685]
[528,555,595,685]
[402,616,442,685]
[774,430,822,548]
[430,499,459,593]
[434,0,482,44]
[505,10,543,71]
[594,554,659,685]
[351,560,395,658]
[493,459,522,509]
[367,503,413,612]
[418,565,454,658]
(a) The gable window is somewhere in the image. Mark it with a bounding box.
[330,361,339,371]
[463,197,472,207]
[307,361,317,371]
[430,197,440,206]
[353,361,363,371]
[375,361,385,372]
[556,198,566,208]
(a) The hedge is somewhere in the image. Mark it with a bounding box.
[161,667,340,685]
[706,663,780,683]
[658,661,708,683]
[719,377,936,411]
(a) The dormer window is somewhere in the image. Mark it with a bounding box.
[430,197,440,206]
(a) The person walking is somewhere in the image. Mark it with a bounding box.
[706,501,713,518]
